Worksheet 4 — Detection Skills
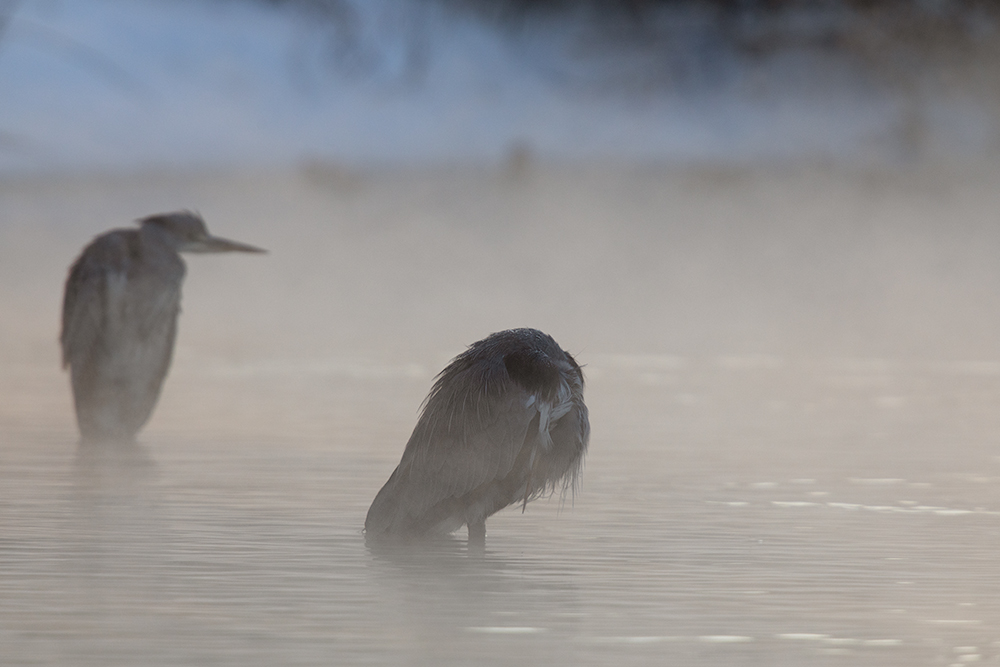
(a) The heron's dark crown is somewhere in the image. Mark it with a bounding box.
[139,211,209,243]
[457,328,584,397]
[477,328,581,370]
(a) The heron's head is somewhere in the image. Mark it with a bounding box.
[139,211,267,254]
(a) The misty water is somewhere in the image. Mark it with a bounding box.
[3,163,1000,665]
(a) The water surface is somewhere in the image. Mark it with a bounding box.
[3,355,999,666]
[2,165,1000,665]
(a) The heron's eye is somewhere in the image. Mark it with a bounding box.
[503,349,560,397]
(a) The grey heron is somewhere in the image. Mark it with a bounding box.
[60,211,265,442]
[365,328,589,549]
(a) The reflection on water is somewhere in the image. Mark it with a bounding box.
[2,357,999,666]
[74,440,158,481]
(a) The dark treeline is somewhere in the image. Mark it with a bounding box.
[437,0,998,23]
[253,0,1000,93]
[261,0,999,29]
[257,0,1000,58]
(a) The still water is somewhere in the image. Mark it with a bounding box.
[3,165,1000,665]
[3,355,999,666]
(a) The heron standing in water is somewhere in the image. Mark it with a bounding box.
[61,211,265,442]
[365,328,589,549]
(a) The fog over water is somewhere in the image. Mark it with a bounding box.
[3,2,1000,666]
[3,0,1000,170]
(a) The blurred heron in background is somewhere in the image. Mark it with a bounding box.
[365,328,589,549]
[61,211,266,442]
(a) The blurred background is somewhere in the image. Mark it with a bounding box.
[4,0,1000,363]
[3,0,1000,171]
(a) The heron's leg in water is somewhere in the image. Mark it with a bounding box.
[468,518,486,551]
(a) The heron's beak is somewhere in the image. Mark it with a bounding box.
[186,235,267,254]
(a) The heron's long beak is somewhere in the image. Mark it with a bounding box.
[186,235,267,254]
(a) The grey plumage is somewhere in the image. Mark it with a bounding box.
[365,328,589,548]
[61,211,265,442]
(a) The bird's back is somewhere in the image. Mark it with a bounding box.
[62,228,185,441]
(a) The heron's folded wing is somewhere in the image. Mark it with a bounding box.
[60,234,132,368]
[392,383,539,523]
